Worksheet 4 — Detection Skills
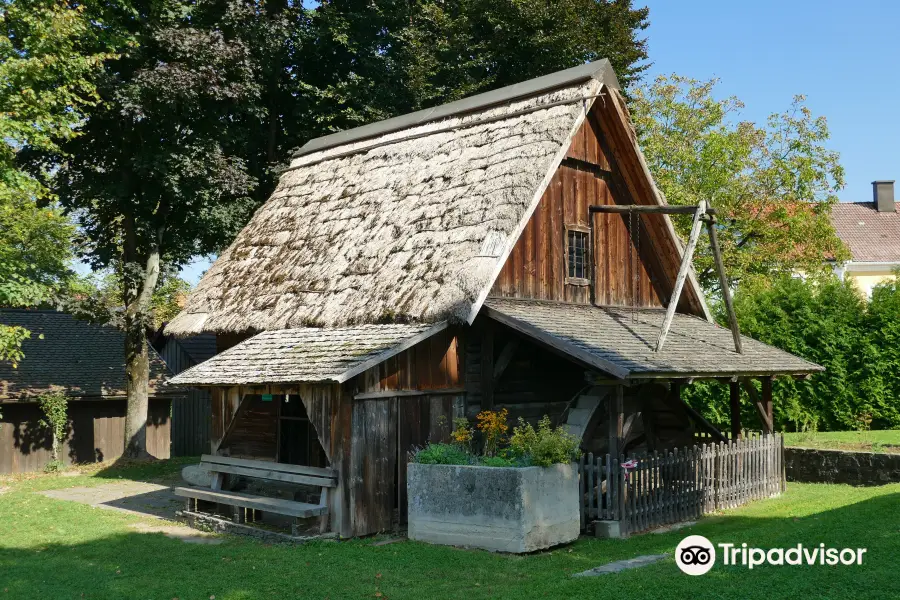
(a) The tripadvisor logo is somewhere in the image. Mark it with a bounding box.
[676,535,716,576]
[676,535,867,575]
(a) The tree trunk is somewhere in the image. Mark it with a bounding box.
[122,214,162,459]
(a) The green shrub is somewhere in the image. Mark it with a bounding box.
[684,273,900,431]
[478,455,517,468]
[509,416,580,467]
[414,443,469,465]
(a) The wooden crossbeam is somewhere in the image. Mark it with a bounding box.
[706,214,743,353]
[589,204,717,215]
[655,200,706,352]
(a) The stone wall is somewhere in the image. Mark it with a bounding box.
[784,447,900,485]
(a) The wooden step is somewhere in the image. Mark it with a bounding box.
[175,487,327,518]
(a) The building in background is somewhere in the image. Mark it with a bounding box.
[0,310,179,473]
[831,180,900,296]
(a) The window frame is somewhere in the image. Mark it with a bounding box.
[565,224,591,286]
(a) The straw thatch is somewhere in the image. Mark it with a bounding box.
[166,78,602,336]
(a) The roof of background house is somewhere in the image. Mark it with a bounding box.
[166,59,709,336]
[483,298,823,378]
[168,322,445,386]
[0,310,174,401]
[831,202,900,263]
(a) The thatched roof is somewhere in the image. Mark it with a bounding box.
[484,298,823,379]
[168,322,445,385]
[167,62,624,336]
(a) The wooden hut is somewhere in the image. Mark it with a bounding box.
[0,310,177,473]
[167,60,821,538]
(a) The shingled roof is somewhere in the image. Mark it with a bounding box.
[168,322,445,386]
[483,298,822,379]
[831,202,900,263]
[0,310,174,401]
[167,60,709,336]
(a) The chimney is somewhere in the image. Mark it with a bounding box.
[872,180,895,212]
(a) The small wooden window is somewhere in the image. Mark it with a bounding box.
[566,226,590,284]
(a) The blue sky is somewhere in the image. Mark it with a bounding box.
[175,1,900,285]
[643,0,898,203]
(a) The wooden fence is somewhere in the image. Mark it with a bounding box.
[578,433,784,535]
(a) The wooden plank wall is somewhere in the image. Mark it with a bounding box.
[217,395,278,460]
[491,108,664,307]
[464,318,586,425]
[355,328,463,393]
[0,399,171,474]
[158,338,212,456]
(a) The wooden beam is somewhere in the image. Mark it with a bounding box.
[656,200,707,352]
[729,381,742,440]
[492,339,519,381]
[589,204,717,215]
[481,321,495,410]
[761,376,774,434]
[608,385,625,457]
[706,215,743,354]
[668,382,728,443]
[742,379,773,433]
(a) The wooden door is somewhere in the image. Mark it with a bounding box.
[349,398,398,535]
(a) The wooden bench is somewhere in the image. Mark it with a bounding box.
[176,455,336,536]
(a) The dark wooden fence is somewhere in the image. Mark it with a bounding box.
[158,339,212,456]
[579,433,784,535]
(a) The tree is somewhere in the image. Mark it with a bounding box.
[630,75,849,294]
[300,0,650,136]
[0,0,110,365]
[51,0,258,457]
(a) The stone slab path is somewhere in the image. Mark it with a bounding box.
[572,554,668,577]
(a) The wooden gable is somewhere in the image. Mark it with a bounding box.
[490,92,707,317]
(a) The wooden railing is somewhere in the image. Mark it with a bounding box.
[578,433,785,535]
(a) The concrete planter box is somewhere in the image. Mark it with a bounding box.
[407,462,579,553]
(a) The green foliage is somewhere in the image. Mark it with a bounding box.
[508,416,580,467]
[413,443,470,466]
[37,390,68,465]
[631,75,848,294]
[0,0,106,365]
[685,274,900,431]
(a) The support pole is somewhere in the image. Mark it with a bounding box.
[481,321,494,410]
[656,200,706,352]
[761,376,774,434]
[706,215,743,354]
[729,381,742,440]
[608,385,625,457]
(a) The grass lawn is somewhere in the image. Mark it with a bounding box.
[1,459,898,600]
[784,430,900,454]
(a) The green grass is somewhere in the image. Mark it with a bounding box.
[0,460,898,599]
[784,430,900,454]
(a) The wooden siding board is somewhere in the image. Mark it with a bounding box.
[489,100,668,309]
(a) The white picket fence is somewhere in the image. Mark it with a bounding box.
[578,433,785,535]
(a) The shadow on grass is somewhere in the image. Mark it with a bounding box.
[0,491,897,600]
[90,454,200,484]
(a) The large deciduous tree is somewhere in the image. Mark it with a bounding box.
[0,0,110,365]
[52,0,258,457]
[630,75,849,293]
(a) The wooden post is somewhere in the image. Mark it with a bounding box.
[761,376,774,434]
[656,200,706,352]
[481,321,495,410]
[729,381,741,440]
[706,215,743,354]
[608,385,624,458]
